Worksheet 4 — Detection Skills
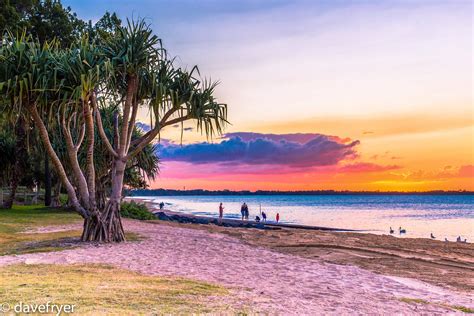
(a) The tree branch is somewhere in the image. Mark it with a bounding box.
[84,96,96,207]
[75,123,85,149]
[126,113,189,160]
[29,103,90,219]
[125,98,139,153]
[119,75,137,156]
[93,95,119,158]
[61,109,91,209]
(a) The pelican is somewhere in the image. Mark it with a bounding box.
[389,227,394,234]
[430,233,435,239]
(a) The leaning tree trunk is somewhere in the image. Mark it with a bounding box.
[81,160,126,242]
[3,117,27,209]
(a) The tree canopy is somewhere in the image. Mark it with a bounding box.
[0,13,227,242]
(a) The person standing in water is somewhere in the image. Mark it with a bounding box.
[219,203,224,224]
[262,211,267,222]
[244,203,249,220]
[276,213,280,223]
[240,203,246,220]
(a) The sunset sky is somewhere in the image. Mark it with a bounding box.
[66,0,473,191]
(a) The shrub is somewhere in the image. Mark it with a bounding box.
[120,201,155,220]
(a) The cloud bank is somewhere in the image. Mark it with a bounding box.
[158,132,359,168]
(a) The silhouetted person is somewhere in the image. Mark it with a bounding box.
[276,213,280,223]
[219,203,224,224]
[262,211,267,222]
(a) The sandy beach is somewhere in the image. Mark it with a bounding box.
[0,216,472,314]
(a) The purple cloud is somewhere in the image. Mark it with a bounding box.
[136,122,151,132]
[158,132,360,168]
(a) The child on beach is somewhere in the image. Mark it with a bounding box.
[276,213,280,223]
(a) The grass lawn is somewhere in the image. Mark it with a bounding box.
[0,205,82,256]
[0,205,238,314]
[0,205,142,256]
[0,264,231,315]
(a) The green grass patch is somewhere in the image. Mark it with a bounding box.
[0,205,145,256]
[120,201,155,220]
[399,297,474,313]
[0,205,82,256]
[0,264,230,314]
[452,305,474,313]
[399,297,429,305]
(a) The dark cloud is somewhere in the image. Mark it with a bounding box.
[158,132,360,168]
[136,122,151,132]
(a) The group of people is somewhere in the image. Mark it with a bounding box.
[218,202,280,224]
[240,202,249,220]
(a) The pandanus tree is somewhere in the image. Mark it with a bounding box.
[0,20,227,242]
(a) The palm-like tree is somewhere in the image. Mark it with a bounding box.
[0,19,227,242]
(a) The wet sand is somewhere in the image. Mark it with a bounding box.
[185,222,474,292]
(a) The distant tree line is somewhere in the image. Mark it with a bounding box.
[128,189,474,196]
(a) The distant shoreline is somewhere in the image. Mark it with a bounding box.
[128,189,474,196]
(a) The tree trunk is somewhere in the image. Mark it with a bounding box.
[81,159,126,242]
[3,117,27,209]
[44,121,52,207]
[81,200,125,242]
[44,155,52,206]
[2,179,17,209]
[51,181,62,208]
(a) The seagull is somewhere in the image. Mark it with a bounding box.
[389,227,394,234]
[399,227,406,234]
[430,233,436,239]
[445,238,449,242]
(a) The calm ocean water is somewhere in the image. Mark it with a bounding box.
[136,194,474,241]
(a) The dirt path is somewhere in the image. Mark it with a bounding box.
[0,219,472,314]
